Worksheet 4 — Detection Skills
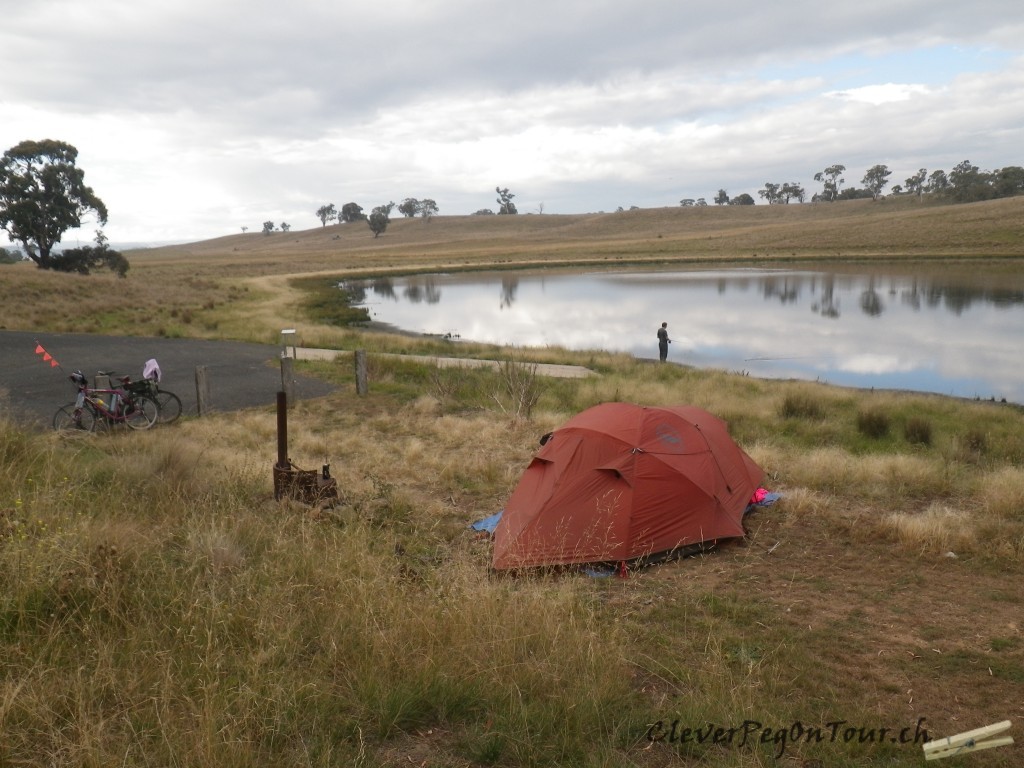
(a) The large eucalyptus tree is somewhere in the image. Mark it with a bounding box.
[0,139,108,270]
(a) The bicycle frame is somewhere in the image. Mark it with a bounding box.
[56,376,158,432]
[101,370,182,424]
[78,385,130,423]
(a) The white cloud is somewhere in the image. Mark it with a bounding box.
[826,83,933,104]
[2,0,1024,242]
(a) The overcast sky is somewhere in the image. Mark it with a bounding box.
[2,0,1023,246]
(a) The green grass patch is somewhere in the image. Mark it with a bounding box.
[293,275,372,326]
[903,416,933,446]
[856,407,891,439]
[780,392,826,420]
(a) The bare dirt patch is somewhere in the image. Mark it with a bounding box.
[622,500,1023,760]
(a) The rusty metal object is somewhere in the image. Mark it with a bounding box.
[273,391,338,505]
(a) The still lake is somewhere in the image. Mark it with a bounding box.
[343,262,1024,404]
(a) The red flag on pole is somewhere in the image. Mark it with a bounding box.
[34,341,61,370]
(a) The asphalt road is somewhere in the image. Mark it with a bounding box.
[0,331,335,430]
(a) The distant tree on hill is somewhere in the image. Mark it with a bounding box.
[262,221,274,235]
[0,139,108,270]
[909,161,1024,201]
[316,204,337,226]
[419,198,438,220]
[905,168,927,198]
[495,187,518,215]
[758,183,781,204]
[837,187,874,200]
[280,222,291,232]
[993,165,1024,197]
[341,202,365,222]
[473,209,495,215]
[779,182,805,204]
[368,205,390,237]
[760,183,804,204]
[948,160,995,202]
[926,169,948,194]
[814,164,846,202]
[241,226,248,233]
[398,198,437,219]
[679,198,695,207]
[730,193,755,205]
[714,189,729,205]
[0,246,21,264]
[862,164,892,200]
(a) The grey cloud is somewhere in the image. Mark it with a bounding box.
[3,0,1023,241]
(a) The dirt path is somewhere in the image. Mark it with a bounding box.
[294,346,596,378]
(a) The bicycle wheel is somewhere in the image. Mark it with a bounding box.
[154,390,182,423]
[53,404,97,432]
[123,396,159,430]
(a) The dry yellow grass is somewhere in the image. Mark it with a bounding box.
[979,466,1024,520]
[137,195,1024,275]
[885,503,979,554]
[3,196,1024,766]
[4,356,1024,766]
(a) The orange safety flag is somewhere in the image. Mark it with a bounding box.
[34,341,61,368]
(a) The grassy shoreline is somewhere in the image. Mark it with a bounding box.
[2,197,1023,766]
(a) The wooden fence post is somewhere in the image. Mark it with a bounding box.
[354,350,368,395]
[281,355,295,405]
[195,365,211,416]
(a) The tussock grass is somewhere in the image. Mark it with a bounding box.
[856,407,891,439]
[903,416,933,446]
[0,263,236,338]
[979,466,1024,522]
[1,416,641,765]
[780,391,826,420]
[4,365,1024,765]
[4,197,1024,765]
[885,503,978,554]
[5,346,1024,766]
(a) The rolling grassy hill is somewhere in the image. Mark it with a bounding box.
[135,195,1024,277]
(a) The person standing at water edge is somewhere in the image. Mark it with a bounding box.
[657,322,671,362]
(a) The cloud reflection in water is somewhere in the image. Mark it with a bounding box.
[346,267,1024,403]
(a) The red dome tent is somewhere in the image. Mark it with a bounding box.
[492,403,763,570]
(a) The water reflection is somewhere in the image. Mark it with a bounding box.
[500,277,519,309]
[340,265,1024,403]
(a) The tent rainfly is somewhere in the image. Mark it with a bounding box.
[492,402,763,569]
